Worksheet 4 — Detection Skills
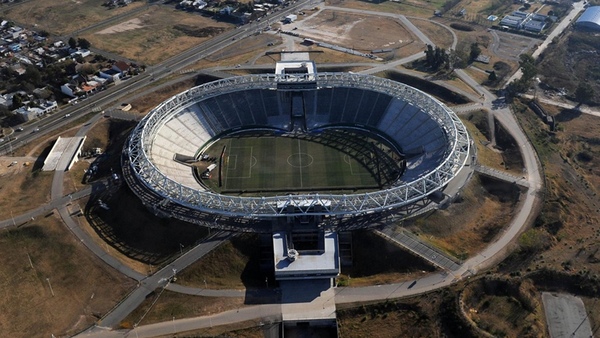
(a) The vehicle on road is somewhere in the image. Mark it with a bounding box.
[16,127,23,131]
[64,114,71,118]
[32,128,40,133]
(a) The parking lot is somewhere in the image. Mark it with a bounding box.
[492,30,541,61]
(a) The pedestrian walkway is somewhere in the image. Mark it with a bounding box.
[376,227,461,271]
[474,164,529,187]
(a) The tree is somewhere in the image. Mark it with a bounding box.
[77,38,91,49]
[488,71,497,82]
[68,37,77,49]
[20,65,42,87]
[424,44,448,71]
[11,94,23,110]
[469,42,481,61]
[574,83,595,104]
[519,53,537,82]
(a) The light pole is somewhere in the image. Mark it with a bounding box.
[172,316,176,334]
[46,278,55,297]
[179,243,184,256]
[204,279,207,289]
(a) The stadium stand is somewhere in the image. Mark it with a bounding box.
[126,72,470,218]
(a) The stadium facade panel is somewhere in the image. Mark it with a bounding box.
[125,72,470,219]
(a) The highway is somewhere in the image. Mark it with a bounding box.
[0,0,314,156]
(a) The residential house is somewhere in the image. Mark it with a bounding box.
[61,83,80,98]
[99,68,120,82]
[13,106,43,122]
[111,60,130,76]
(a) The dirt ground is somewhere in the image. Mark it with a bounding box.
[0,216,136,337]
[82,5,233,65]
[2,0,145,35]
[294,10,416,53]
[0,157,52,219]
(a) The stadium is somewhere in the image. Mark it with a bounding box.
[123,58,470,231]
[122,56,471,333]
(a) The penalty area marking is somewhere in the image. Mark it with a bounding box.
[343,154,371,176]
[225,146,255,179]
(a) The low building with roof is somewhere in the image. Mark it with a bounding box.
[13,106,44,122]
[524,19,546,32]
[500,15,524,28]
[576,6,600,31]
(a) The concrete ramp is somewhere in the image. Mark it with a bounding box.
[474,164,529,187]
[280,279,338,337]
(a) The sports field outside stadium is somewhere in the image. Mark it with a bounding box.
[199,132,402,195]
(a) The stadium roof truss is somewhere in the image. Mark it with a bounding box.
[126,73,470,218]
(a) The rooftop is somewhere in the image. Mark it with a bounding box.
[273,231,339,280]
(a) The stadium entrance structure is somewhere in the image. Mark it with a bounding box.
[124,58,470,225]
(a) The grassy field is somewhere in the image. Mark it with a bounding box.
[0,162,53,219]
[404,173,521,260]
[119,290,245,329]
[203,134,386,194]
[1,0,145,35]
[0,216,135,337]
[81,5,233,65]
[177,234,266,290]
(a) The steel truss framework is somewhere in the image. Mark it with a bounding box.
[126,73,470,218]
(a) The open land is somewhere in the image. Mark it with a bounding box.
[0,216,136,337]
[82,6,233,65]
[324,0,444,17]
[1,0,146,35]
[119,291,246,329]
[294,10,416,53]
[537,30,600,104]
[404,173,521,260]
[0,157,52,219]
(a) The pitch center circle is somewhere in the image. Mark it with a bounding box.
[287,153,313,168]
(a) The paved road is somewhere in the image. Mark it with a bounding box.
[505,1,586,85]
[521,94,600,118]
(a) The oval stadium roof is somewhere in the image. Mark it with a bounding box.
[576,6,600,31]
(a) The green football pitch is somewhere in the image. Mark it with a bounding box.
[201,136,382,195]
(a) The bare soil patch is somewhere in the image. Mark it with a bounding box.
[2,0,145,35]
[0,160,53,219]
[411,18,455,49]
[0,216,136,337]
[206,33,280,62]
[83,6,233,65]
[325,0,445,17]
[296,10,415,52]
